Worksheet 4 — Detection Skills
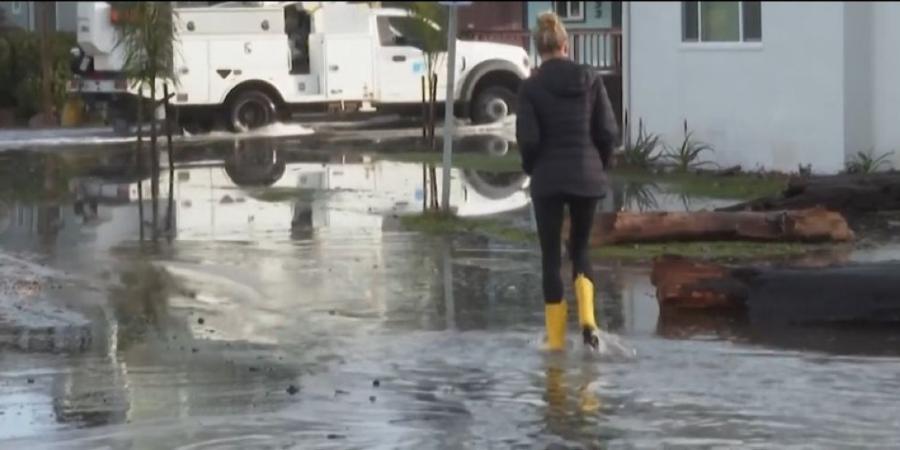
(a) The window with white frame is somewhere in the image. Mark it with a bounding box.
[553,1,585,22]
[682,1,762,42]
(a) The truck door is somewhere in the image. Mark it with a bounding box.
[175,40,210,104]
[375,16,428,103]
[323,35,374,100]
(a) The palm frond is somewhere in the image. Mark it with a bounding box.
[664,127,715,172]
[111,2,178,89]
[846,149,894,174]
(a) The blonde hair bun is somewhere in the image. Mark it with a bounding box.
[534,12,568,55]
[537,12,561,32]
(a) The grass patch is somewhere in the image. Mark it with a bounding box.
[379,150,785,200]
[614,169,786,200]
[399,212,534,243]
[594,241,835,263]
[400,213,834,263]
[400,213,831,264]
[379,153,783,199]
[378,151,522,173]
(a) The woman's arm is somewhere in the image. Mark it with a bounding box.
[590,77,620,169]
[516,84,540,176]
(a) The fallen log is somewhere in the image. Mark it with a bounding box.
[651,256,900,324]
[719,173,900,216]
[567,208,853,245]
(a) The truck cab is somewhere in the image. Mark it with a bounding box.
[70,1,530,133]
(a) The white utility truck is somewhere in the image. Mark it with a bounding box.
[70,1,530,133]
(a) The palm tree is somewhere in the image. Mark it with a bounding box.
[111,2,177,241]
[391,2,448,210]
[36,2,55,125]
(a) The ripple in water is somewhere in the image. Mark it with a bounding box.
[593,330,638,361]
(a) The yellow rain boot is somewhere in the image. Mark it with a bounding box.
[544,302,567,351]
[575,274,600,350]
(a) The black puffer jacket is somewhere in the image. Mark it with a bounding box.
[516,58,620,198]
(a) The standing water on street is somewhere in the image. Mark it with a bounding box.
[1,135,900,449]
[4,1,900,447]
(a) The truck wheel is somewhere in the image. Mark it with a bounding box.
[471,86,516,125]
[177,109,214,136]
[228,90,277,132]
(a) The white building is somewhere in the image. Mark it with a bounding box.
[0,2,77,32]
[624,1,900,174]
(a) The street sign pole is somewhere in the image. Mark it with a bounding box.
[440,4,459,213]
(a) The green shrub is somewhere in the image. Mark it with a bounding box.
[0,30,76,119]
[622,118,663,169]
[846,149,894,174]
[664,120,715,172]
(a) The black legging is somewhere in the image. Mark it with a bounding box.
[533,195,600,303]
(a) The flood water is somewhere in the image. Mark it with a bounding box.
[2,129,900,449]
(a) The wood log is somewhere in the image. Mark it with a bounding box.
[651,256,900,324]
[719,173,900,216]
[569,207,854,245]
[650,257,746,310]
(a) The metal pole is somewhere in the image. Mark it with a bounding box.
[440,5,458,213]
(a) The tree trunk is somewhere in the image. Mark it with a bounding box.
[37,2,54,124]
[428,73,438,209]
[164,83,176,237]
[150,81,159,242]
[136,94,145,242]
[651,256,900,324]
[571,208,854,245]
[719,173,900,217]
[421,75,427,139]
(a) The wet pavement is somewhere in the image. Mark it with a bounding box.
[2,127,900,449]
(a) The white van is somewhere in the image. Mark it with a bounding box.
[70,1,531,133]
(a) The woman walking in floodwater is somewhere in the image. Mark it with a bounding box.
[516,12,620,351]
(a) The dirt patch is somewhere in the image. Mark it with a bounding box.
[0,252,92,352]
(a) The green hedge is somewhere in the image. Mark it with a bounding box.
[0,30,76,119]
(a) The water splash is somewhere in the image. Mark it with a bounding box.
[0,127,133,150]
[186,122,314,140]
[591,330,638,361]
[0,122,315,151]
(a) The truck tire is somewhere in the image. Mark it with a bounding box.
[460,170,528,200]
[227,89,277,132]
[471,86,516,125]
[177,108,215,136]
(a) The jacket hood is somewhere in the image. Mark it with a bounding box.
[534,58,594,97]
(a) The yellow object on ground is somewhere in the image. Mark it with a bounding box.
[544,302,567,351]
[575,274,598,331]
[61,97,84,127]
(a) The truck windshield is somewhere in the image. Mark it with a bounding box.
[377,15,441,47]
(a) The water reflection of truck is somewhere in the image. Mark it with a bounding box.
[71,1,530,133]
[73,139,530,239]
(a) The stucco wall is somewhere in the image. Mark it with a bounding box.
[55,1,78,32]
[842,2,872,162]
[0,2,33,30]
[630,1,847,174]
[871,1,900,168]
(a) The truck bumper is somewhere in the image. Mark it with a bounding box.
[68,79,142,128]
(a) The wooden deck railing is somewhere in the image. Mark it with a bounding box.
[462,28,622,72]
